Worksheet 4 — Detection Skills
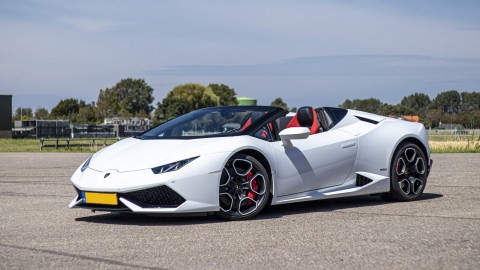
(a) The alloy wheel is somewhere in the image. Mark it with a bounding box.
[219,157,268,218]
[394,147,426,197]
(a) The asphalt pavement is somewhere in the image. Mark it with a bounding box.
[0,152,479,269]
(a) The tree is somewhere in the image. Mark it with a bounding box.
[50,99,98,123]
[339,98,383,114]
[377,104,403,116]
[432,90,461,114]
[97,87,119,118]
[456,110,478,129]
[400,93,431,114]
[158,83,220,120]
[97,78,154,118]
[339,99,353,109]
[34,107,49,120]
[208,84,237,106]
[270,97,288,110]
[51,98,81,119]
[337,91,480,128]
[14,107,32,120]
[420,108,440,128]
[75,105,97,124]
[461,91,480,111]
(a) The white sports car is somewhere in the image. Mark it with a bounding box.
[69,106,432,220]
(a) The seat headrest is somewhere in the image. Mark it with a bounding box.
[296,106,314,127]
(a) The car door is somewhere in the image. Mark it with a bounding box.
[272,129,358,197]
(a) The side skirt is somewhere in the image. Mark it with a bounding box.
[272,172,390,205]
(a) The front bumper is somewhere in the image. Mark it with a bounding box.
[70,184,187,212]
[69,154,227,214]
[69,173,221,213]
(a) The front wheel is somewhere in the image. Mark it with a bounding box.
[216,154,270,220]
[383,143,428,201]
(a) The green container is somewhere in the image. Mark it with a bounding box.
[237,97,257,106]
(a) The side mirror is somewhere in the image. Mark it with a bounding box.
[279,127,310,148]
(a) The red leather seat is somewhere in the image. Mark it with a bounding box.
[286,106,321,135]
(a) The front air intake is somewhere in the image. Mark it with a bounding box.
[121,185,186,208]
[356,174,373,186]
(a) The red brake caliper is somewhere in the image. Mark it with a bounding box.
[246,171,258,205]
[397,159,403,174]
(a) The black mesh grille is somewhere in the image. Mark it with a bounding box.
[121,185,186,208]
[356,174,373,186]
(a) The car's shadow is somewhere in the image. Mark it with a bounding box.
[258,192,443,220]
[74,193,443,226]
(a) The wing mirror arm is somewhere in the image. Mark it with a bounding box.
[279,127,310,148]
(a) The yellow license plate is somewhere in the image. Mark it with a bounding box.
[83,192,118,205]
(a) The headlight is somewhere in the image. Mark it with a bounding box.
[151,156,199,174]
[81,157,92,172]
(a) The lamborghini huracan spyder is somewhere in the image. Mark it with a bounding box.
[70,106,432,220]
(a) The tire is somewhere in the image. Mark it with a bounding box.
[383,142,428,201]
[216,154,271,220]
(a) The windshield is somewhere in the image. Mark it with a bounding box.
[139,106,277,139]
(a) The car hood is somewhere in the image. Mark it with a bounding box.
[89,137,230,172]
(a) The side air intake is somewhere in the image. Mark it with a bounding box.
[355,116,379,124]
[356,174,373,186]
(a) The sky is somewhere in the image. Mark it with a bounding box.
[1,0,480,112]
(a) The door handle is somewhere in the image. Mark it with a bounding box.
[341,141,356,149]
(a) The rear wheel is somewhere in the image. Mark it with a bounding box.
[216,154,270,220]
[384,143,428,201]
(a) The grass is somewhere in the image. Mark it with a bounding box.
[429,140,480,153]
[1,136,480,153]
[0,138,118,153]
[428,131,480,153]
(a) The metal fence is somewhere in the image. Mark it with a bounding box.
[428,129,480,141]
[13,120,71,138]
[71,124,116,138]
[12,120,149,139]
